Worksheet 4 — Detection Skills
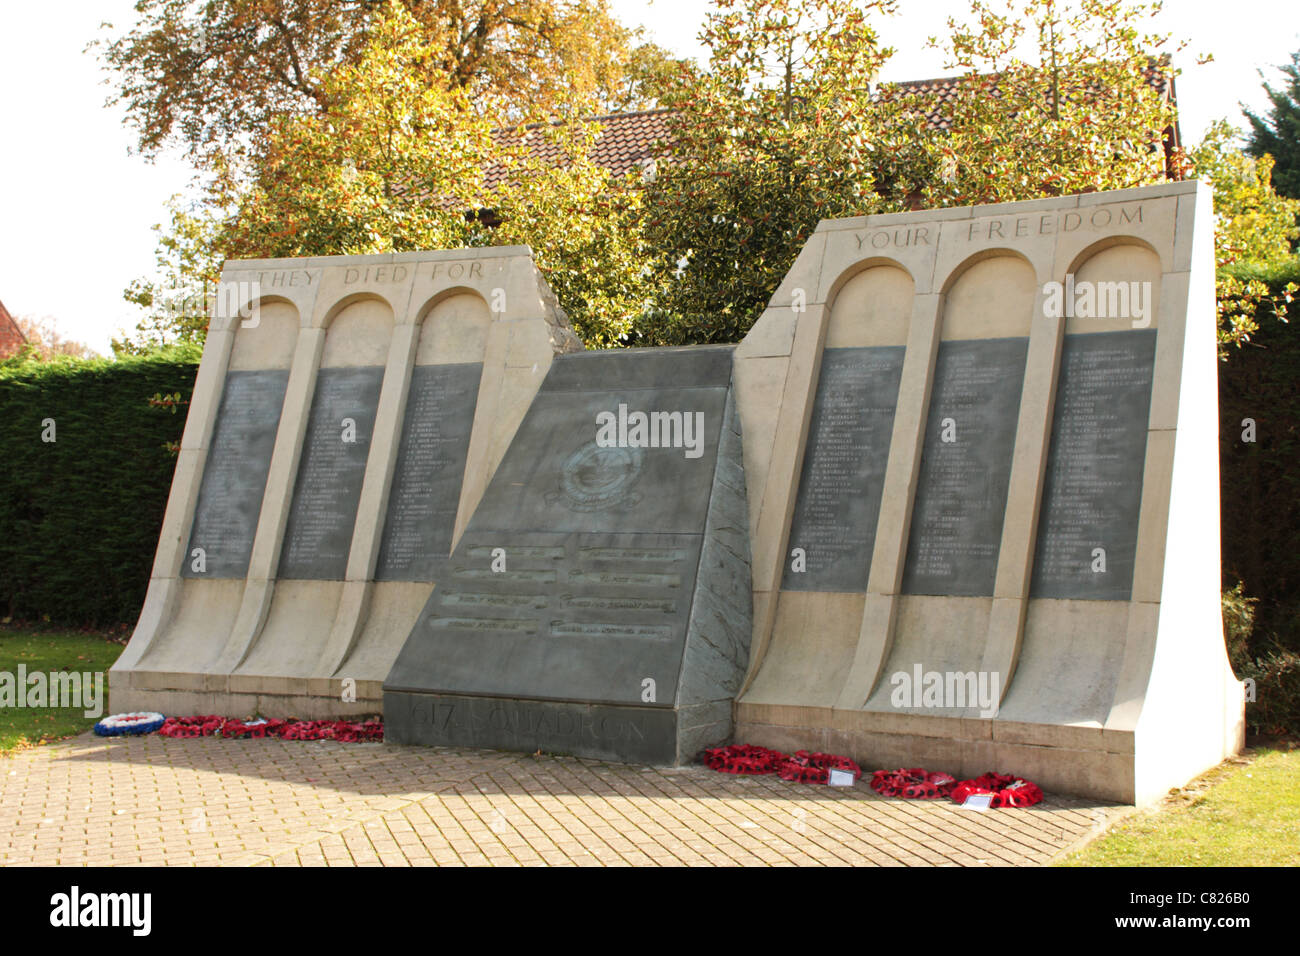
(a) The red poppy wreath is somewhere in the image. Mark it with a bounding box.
[870,767,957,799]
[702,744,788,774]
[701,745,861,784]
[776,750,862,785]
[950,772,1044,808]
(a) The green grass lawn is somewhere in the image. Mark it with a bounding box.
[0,628,125,753]
[1061,745,1300,866]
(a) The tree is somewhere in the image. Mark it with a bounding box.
[636,0,1201,346]
[96,0,637,171]
[1188,120,1300,354]
[116,197,226,354]
[112,2,648,353]
[1244,49,1300,200]
[903,0,1188,208]
[11,315,99,361]
[606,42,701,113]
[637,0,900,346]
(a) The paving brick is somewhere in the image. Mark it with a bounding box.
[0,734,1122,867]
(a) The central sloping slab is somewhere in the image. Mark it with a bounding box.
[384,347,751,764]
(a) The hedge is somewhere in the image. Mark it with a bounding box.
[0,346,200,625]
[1219,267,1300,657]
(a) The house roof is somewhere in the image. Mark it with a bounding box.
[485,108,675,189]
[0,299,28,359]
[488,68,1178,186]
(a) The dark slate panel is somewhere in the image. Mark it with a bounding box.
[384,350,752,764]
[902,337,1029,596]
[1030,330,1157,600]
[466,386,728,535]
[675,389,752,760]
[374,363,482,581]
[278,366,384,580]
[183,369,289,579]
[782,346,905,592]
[384,531,702,707]
[540,346,734,392]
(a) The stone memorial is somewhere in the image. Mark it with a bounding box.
[733,181,1245,804]
[113,182,1243,802]
[383,347,752,763]
[111,247,582,717]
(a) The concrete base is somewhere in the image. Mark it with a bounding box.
[736,696,1245,806]
[109,675,383,721]
[386,691,731,765]
[111,686,379,723]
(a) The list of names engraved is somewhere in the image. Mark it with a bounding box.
[375,363,482,581]
[278,366,384,579]
[184,370,289,578]
[1031,330,1156,600]
[903,337,1028,596]
[783,346,905,592]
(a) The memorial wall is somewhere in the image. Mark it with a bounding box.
[734,181,1245,804]
[111,248,582,717]
[113,182,1243,803]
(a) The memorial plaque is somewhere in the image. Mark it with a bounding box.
[1030,330,1156,600]
[902,337,1028,596]
[374,363,482,581]
[783,346,905,592]
[278,366,384,580]
[388,530,701,707]
[385,348,752,764]
[463,390,727,535]
[183,370,289,578]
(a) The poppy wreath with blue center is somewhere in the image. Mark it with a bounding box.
[93,712,166,737]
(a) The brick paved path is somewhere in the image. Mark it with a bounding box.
[0,734,1125,866]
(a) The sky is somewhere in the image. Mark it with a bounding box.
[0,0,1296,355]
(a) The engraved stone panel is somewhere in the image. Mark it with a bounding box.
[278,366,384,580]
[374,362,482,581]
[385,348,752,764]
[1030,330,1157,600]
[902,337,1028,596]
[783,346,905,592]
[392,530,701,706]
[183,370,289,578]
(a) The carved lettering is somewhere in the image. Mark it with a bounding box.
[963,204,1144,242]
[429,261,485,281]
[256,269,316,288]
[343,265,409,284]
[853,226,935,250]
